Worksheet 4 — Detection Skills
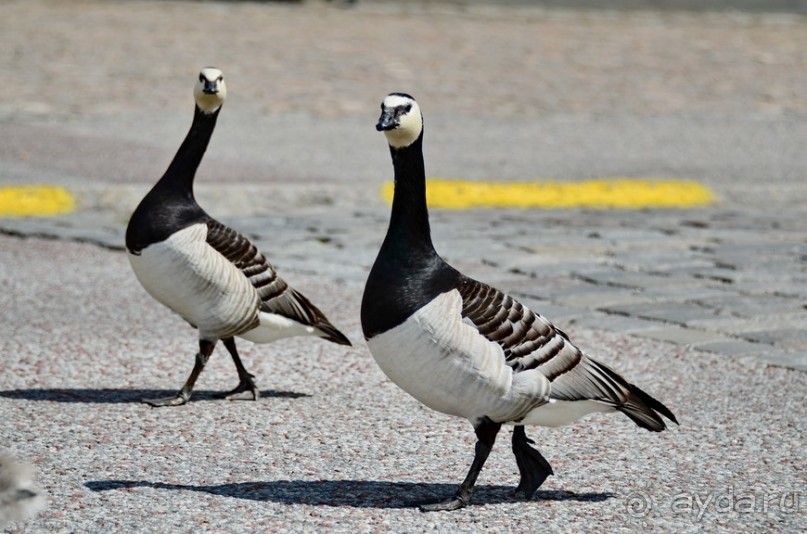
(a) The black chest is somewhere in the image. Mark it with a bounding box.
[361,243,460,339]
[125,193,208,254]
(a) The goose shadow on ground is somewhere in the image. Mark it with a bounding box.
[85,479,614,508]
[0,388,309,404]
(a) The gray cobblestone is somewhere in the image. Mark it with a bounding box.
[509,296,590,322]
[634,327,730,345]
[3,203,803,373]
[692,295,806,316]
[740,328,807,352]
[569,312,671,334]
[750,350,807,372]
[599,302,722,325]
[574,270,701,289]
[553,288,653,308]
[688,313,807,336]
[640,286,742,302]
[694,338,786,355]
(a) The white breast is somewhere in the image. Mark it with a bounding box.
[128,224,259,340]
[367,291,551,424]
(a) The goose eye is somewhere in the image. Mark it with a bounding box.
[404,104,412,113]
[217,76,223,82]
[199,74,205,83]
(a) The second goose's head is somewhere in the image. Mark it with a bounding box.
[193,67,227,115]
[376,93,422,149]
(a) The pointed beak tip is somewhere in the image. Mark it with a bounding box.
[376,117,396,132]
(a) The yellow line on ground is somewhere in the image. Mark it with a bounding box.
[0,186,76,217]
[382,178,715,209]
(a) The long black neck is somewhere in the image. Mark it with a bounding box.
[156,105,220,200]
[361,132,461,338]
[125,106,219,253]
[383,133,435,257]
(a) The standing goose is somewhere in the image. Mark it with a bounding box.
[126,68,351,407]
[361,93,678,512]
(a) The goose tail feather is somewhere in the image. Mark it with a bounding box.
[581,358,678,432]
[619,383,679,432]
[316,322,352,346]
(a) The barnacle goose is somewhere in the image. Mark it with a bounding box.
[361,93,678,512]
[125,68,351,407]
[0,452,45,529]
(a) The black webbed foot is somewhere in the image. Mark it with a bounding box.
[512,425,553,499]
[142,340,215,408]
[418,494,470,512]
[214,373,260,401]
[142,392,191,407]
[219,337,259,401]
[416,418,502,512]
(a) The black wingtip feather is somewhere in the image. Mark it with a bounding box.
[280,288,352,347]
[586,359,678,431]
[632,383,678,424]
[318,325,352,347]
[622,383,679,432]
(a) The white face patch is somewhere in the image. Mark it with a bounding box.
[380,94,422,149]
[193,67,227,114]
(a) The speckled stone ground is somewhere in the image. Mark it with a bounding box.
[1,0,806,531]
[1,235,804,532]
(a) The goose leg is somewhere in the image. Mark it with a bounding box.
[143,339,216,407]
[512,425,553,499]
[215,337,260,401]
[419,418,502,512]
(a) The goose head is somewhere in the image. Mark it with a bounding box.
[193,67,227,115]
[376,93,422,149]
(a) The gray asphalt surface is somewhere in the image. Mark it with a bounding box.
[1,0,806,532]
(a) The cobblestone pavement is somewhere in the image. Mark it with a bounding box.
[3,203,805,372]
[0,1,805,531]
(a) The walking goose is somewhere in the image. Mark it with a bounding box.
[125,68,351,407]
[0,452,45,529]
[361,93,678,512]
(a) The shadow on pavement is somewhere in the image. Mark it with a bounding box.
[84,479,614,508]
[0,388,310,403]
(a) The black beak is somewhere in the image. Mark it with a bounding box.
[376,110,397,131]
[203,80,219,95]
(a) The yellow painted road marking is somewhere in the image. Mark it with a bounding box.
[0,186,75,217]
[382,178,714,209]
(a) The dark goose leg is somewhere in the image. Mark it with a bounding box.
[512,425,554,499]
[419,418,502,512]
[143,339,216,407]
[215,337,260,401]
